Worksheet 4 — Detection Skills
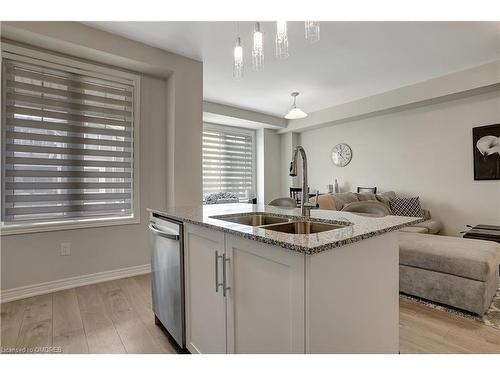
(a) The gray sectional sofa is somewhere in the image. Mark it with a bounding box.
[399,232,500,315]
[314,191,442,234]
[312,191,500,315]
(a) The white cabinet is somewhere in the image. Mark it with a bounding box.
[306,232,399,354]
[184,224,305,354]
[183,223,399,354]
[225,236,305,354]
[184,224,226,354]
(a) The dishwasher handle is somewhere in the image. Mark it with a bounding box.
[149,223,180,241]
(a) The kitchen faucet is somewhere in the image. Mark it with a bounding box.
[289,146,319,217]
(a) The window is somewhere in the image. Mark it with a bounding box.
[1,53,139,232]
[202,124,255,202]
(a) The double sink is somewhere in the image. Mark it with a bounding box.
[211,213,348,234]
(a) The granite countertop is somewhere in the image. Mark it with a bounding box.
[148,203,423,254]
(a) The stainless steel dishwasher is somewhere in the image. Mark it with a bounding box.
[149,213,185,349]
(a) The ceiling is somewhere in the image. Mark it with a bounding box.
[84,21,500,117]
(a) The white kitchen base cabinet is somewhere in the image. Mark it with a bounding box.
[183,223,399,354]
[306,232,399,354]
[225,235,305,354]
[184,224,226,354]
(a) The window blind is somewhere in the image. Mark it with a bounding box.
[202,124,255,201]
[2,59,135,223]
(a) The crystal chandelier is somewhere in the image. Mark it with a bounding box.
[305,21,320,43]
[275,21,289,59]
[252,22,264,71]
[233,36,243,79]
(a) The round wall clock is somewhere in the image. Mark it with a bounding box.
[331,143,353,167]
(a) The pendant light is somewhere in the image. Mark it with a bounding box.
[233,36,243,79]
[275,21,289,59]
[305,21,320,43]
[285,92,308,120]
[232,21,321,78]
[252,22,264,71]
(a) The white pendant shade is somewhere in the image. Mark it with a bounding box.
[285,107,308,120]
[285,92,308,119]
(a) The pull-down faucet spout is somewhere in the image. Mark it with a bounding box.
[289,146,318,217]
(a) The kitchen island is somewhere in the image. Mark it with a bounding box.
[149,203,422,354]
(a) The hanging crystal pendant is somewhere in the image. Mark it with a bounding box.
[233,36,243,79]
[252,22,264,71]
[305,21,320,43]
[275,21,289,59]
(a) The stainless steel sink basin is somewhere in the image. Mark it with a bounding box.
[261,221,346,234]
[211,213,349,234]
[213,214,290,226]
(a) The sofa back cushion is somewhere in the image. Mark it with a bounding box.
[314,194,339,210]
[356,191,396,208]
[330,192,359,210]
[355,192,377,202]
[341,201,392,217]
[390,196,423,217]
[375,191,396,208]
[312,190,402,212]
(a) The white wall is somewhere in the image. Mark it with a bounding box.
[298,90,500,236]
[0,22,202,292]
[203,101,286,130]
[257,129,282,204]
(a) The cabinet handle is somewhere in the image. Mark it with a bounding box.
[215,251,223,293]
[222,253,231,297]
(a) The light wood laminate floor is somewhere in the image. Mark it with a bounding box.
[2,274,499,354]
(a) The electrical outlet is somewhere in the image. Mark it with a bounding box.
[60,242,71,256]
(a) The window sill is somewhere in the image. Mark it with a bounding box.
[0,216,141,236]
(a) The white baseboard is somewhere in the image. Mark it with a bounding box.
[0,264,151,303]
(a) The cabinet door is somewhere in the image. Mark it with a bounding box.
[224,235,305,354]
[184,224,226,354]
